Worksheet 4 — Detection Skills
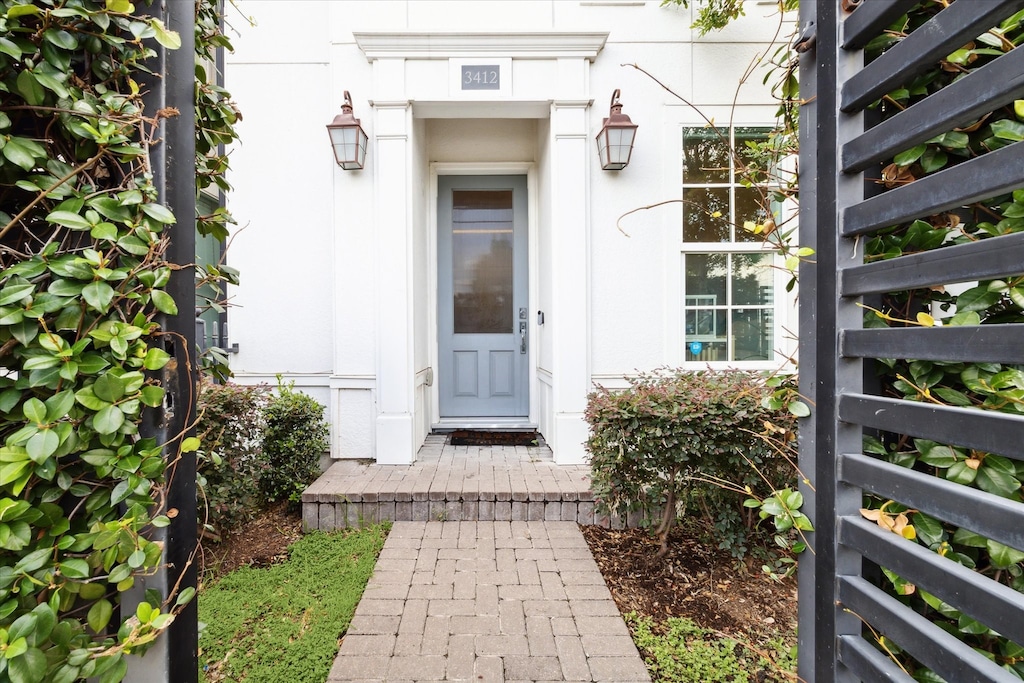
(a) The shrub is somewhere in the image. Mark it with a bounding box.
[196,381,269,535]
[585,369,796,557]
[260,380,330,505]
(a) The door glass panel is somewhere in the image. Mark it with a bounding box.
[452,190,514,334]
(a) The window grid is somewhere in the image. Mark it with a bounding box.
[682,126,778,364]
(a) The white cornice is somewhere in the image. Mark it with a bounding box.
[353,32,609,61]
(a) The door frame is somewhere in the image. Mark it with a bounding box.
[429,162,539,429]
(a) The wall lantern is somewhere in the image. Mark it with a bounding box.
[326,91,368,170]
[595,89,638,171]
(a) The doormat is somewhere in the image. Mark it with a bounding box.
[447,430,541,447]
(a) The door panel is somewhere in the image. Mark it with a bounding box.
[438,175,528,417]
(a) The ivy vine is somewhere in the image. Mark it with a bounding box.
[0,1,238,681]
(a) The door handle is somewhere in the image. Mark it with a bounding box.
[519,321,527,354]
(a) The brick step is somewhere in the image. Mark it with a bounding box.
[302,497,607,531]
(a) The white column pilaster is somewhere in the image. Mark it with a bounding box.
[373,96,416,464]
[549,101,591,464]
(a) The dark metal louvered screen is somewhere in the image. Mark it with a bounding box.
[798,1,1024,681]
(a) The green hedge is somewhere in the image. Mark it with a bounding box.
[585,369,796,557]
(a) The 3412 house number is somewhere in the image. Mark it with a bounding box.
[461,65,500,90]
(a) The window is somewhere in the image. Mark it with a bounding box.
[682,126,781,364]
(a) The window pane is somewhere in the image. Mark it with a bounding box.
[734,186,771,243]
[732,308,773,361]
[452,190,514,334]
[732,253,774,306]
[683,127,730,184]
[685,336,727,362]
[683,187,730,242]
[685,253,727,303]
[685,308,726,340]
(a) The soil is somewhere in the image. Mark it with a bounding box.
[201,506,797,652]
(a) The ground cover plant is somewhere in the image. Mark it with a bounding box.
[198,524,388,683]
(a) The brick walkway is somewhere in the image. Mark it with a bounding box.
[328,520,651,683]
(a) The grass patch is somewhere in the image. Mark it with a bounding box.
[198,524,389,683]
[627,613,797,683]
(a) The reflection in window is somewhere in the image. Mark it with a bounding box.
[452,190,514,334]
[682,126,779,364]
[683,253,774,362]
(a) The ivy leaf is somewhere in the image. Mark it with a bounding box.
[911,512,945,547]
[149,18,182,49]
[0,282,34,306]
[106,0,135,13]
[87,599,113,633]
[956,285,1000,312]
[15,70,45,107]
[90,222,118,241]
[26,430,59,464]
[82,282,116,313]
[787,400,810,417]
[60,558,91,579]
[46,211,91,231]
[141,203,176,224]
[946,460,978,485]
[987,539,1024,569]
[97,657,128,683]
[975,464,1020,499]
[44,390,76,422]
[143,348,170,371]
[7,647,47,683]
[3,136,42,170]
[93,405,125,435]
[7,4,41,17]
[23,398,47,424]
[0,36,23,59]
[893,144,926,167]
[93,374,125,403]
[43,29,78,51]
[991,119,1024,142]
[75,386,109,411]
[150,289,178,315]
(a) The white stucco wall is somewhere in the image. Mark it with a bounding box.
[224,0,796,463]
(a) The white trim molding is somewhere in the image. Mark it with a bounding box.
[354,32,609,60]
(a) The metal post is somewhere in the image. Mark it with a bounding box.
[127,1,197,681]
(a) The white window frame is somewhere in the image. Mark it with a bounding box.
[678,124,797,370]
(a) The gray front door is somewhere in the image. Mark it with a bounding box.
[438,175,529,418]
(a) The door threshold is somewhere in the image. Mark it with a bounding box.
[432,418,537,432]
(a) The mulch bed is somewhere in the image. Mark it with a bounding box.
[580,523,798,643]
[202,505,797,647]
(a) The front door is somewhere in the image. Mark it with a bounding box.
[438,175,529,418]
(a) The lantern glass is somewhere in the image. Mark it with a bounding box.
[328,123,368,170]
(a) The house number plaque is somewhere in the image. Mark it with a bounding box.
[461,64,500,90]
[450,58,511,98]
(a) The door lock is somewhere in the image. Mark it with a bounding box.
[519,321,527,354]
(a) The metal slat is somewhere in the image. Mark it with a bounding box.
[843,47,1024,173]
[843,141,1024,237]
[839,452,1024,552]
[842,0,1024,111]
[841,232,1024,296]
[841,517,1024,651]
[841,325,1024,364]
[838,394,1024,461]
[838,575,1020,683]
[842,0,919,50]
[837,634,917,683]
